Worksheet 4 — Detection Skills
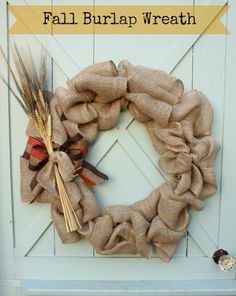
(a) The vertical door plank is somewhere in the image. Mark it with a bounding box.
[0,0,15,292]
[52,0,94,76]
[219,0,236,258]
[191,24,227,246]
[171,48,193,258]
[9,0,55,257]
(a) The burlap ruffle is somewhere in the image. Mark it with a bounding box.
[21,60,220,262]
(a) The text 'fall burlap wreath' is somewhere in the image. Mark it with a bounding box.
[21,59,220,262]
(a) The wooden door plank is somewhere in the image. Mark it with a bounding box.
[8,0,81,77]
[118,130,165,188]
[52,0,94,73]
[92,141,155,207]
[86,132,118,166]
[15,257,234,280]
[187,233,205,257]
[188,218,217,257]
[8,0,56,258]
[94,0,227,73]
[0,0,16,289]
[27,225,54,257]
[54,233,94,257]
[15,207,52,256]
[166,0,227,73]
[218,0,236,259]
[188,4,228,250]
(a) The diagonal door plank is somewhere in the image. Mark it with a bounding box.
[8,0,81,77]
[15,207,52,256]
[86,132,119,166]
[118,130,166,187]
[164,0,228,73]
[188,217,217,257]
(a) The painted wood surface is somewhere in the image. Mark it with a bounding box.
[1,0,236,295]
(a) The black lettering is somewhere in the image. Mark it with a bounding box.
[61,13,66,24]
[153,15,161,24]
[70,13,78,25]
[83,12,92,25]
[162,15,169,25]
[52,15,60,25]
[170,15,178,25]
[110,13,119,25]
[142,12,152,24]
[179,12,186,25]
[120,15,128,25]
[103,15,111,25]
[93,16,102,25]
[187,13,196,25]
[129,16,137,28]
[43,12,52,24]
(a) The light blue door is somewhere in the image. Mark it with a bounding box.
[1,0,236,295]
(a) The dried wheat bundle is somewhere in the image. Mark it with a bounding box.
[0,45,80,232]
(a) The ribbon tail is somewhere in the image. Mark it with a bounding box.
[77,160,108,187]
[27,171,43,202]
[22,137,48,202]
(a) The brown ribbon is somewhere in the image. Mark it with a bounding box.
[22,134,108,191]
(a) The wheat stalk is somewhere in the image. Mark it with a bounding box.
[0,44,81,232]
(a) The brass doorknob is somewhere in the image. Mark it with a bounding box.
[213,249,236,272]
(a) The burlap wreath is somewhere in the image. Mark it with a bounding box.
[21,60,220,262]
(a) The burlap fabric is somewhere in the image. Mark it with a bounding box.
[21,60,220,262]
